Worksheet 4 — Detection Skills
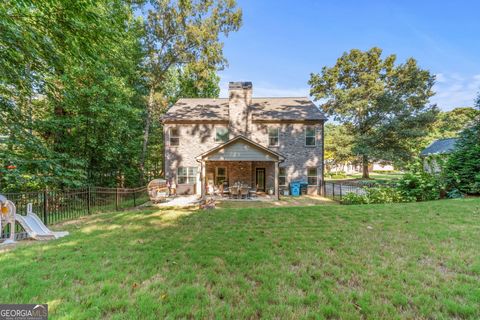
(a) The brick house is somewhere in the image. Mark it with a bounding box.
[162,82,327,199]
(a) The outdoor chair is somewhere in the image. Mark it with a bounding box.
[249,188,258,199]
[240,187,249,199]
[230,186,239,199]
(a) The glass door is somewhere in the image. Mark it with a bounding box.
[256,168,266,192]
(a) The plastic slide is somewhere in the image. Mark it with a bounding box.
[14,204,69,240]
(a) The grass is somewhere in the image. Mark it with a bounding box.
[1,199,480,319]
[326,171,404,184]
[216,195,336,209]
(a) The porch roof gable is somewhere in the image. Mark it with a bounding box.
[196,135,285,162]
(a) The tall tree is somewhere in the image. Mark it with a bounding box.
[309,47,438,178]
[424,107,479,143]
[138,0,242,180]
[324,123,355,173]
[443,93,480,194]
[143,65,221,180]
[0,0,145,190]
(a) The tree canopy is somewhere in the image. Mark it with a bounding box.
[0,0,241,191]
[443,95,480,194]
[309,47,439,178]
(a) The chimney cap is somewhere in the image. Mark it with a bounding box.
[229,81,252,89]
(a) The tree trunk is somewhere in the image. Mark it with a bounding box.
[362,155,370,179]
[139,86,155,183]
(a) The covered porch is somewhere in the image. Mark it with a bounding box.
[196,136,285,200]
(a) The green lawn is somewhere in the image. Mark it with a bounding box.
[326,171,404,184]
[1,199,480,319]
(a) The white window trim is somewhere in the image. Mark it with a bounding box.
[177,167,197,185]
[307,167,318,186]
[268,127,280,146]
[305,126,316,147]
[169,127,180,146]
[215,167,227,185]
[214,127,229,143]
[278,167,287,186]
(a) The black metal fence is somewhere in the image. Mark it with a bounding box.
[1,186,149,240]
[323,181,397,201]
[323,181,367,201]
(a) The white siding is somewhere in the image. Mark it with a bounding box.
[206,141,276,161]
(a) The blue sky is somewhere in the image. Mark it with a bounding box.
[218,0,480,110]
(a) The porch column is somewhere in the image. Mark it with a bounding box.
[200,161,206,199]
[274,161,279,200]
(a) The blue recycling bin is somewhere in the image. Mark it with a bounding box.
[290,181,301,196]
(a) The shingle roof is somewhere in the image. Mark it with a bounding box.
[162,98,230,122]
[162,97,327,122]
[250,97,327,121]
[420,138,459,156]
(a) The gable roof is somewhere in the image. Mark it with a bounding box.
[250,97,327,121]
[196,135,285,161]
[162,98,229,122]
[162,97,327,123]
[420,138,459,156]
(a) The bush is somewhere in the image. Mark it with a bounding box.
[446,188,464,199]
[342,187,413,205]
[341,192,368,205]
[395,170,441,201]
[443,123,480,194]
[365,187,412,204]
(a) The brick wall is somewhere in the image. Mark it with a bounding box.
[164,121,324,195]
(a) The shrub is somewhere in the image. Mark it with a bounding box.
[341,192,368,205]
[342,187,413,205]
[365,187,411,204]
[446,188,464,199]
[395,169,441,201]
[443,123,480,194]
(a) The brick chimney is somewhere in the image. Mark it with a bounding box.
[228,81,252,136]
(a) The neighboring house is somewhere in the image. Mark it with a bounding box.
[371,161,395,172]
[162,81,327,198]
[420,138,458,173]
[327,161,394,174]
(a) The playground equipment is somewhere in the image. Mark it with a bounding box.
[0,194,68,245]
[0,194,16,244]
[147,179,169,203]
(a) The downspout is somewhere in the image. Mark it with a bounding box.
[320,120,325,196]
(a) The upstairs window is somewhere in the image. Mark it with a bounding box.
[278,167,286,186]
[305,126,316,146]
[177,167,197,184]
[215,127,229,143]
[268,127,279,146]
[170,128,179,146]
[307,167,318,186]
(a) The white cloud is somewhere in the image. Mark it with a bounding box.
[431,73,480,110]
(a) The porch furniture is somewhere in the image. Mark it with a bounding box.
[222,187,230,197]
[147,179,169,203]
[229,186,239,199]
[240,187,249,199]
[249,188,258,199]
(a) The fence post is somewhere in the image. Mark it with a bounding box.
[87,186,91,215]
[339,183,343,200]
[43,189,48,225]
[133,188,136,207]
[115,188,119,211]
[332,183,335,200]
